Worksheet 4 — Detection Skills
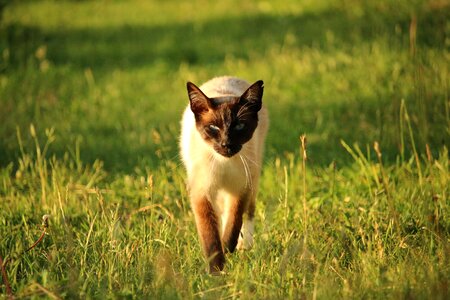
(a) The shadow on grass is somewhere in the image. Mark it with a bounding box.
[2,5,447,72]
[0,4,448,171]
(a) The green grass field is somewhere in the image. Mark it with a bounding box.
[0,0,448,298]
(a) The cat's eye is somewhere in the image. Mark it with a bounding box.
[207,124,220,132]
[234,123,245,130]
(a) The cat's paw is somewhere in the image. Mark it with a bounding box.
[237,220,254,250]
[237,232,253,250]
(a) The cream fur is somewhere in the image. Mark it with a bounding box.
[180,76,268,249]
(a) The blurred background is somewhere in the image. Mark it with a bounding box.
[0,0,448,172]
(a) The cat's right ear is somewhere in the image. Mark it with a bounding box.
[187,82,211,115]
[240,80,264,112]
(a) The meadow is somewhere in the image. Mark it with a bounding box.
[0,0,448,298]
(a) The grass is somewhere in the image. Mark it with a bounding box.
[0,0,448,298]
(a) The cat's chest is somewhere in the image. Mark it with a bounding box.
[198,157,248,195]
[215,159,245,184]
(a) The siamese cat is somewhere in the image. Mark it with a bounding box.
[180,76,268,273]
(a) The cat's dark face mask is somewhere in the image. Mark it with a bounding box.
[187,80,264,158]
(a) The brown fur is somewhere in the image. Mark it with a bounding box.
[187,81,261,158]
[180,77,268,274]
[191,197,225,273]
[221,194,246,253]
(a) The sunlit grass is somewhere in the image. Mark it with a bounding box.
[0,0,448,298]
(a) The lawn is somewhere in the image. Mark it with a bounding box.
[0,0,448,298]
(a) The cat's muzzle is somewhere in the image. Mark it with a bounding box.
[215,144,242,158]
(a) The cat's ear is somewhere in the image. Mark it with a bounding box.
[187,82,212,115]
[240,80,264,112]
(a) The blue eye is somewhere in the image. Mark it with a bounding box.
[208,124,220,131]
[234,123,245,130]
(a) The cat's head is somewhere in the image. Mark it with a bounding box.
[186,80,264,158]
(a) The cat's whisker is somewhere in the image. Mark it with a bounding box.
[242,153,260,168]
[246,159,254,193]
[240,145,259,167]
[172,154,188,169]
[239,154,250,190]
[240,154,254,193]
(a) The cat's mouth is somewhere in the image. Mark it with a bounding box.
[214,144,242,158]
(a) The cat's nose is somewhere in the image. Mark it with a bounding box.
[221,143,233,155]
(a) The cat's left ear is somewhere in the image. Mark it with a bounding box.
[240,80,264,112]
[187,82,212,115]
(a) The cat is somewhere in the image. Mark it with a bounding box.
[180,76,269,273]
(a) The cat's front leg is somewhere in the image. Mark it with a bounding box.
[191,196,225,274]
[237,197,255,250]
[222,195,246,253]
